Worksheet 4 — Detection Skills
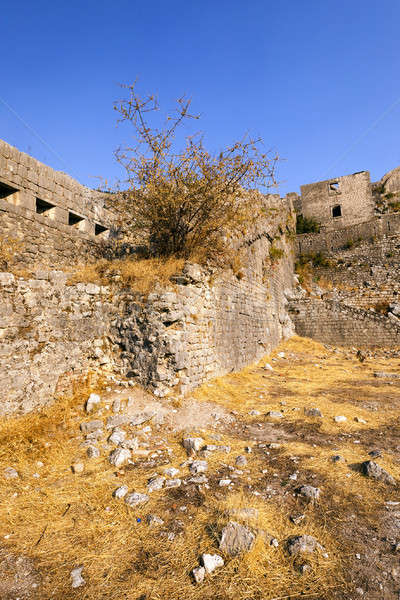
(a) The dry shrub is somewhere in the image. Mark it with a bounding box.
[112,82,279,259]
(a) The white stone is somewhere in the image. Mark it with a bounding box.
[165,478,181,488]
[219,479,232,486]
[85,393,101,412]
[71,566,85,588]
[183,437,204,453]
[4,467,19,479]
[201,553,224,573]
[109,448,131,467]
[192,566,205,584]
[164,467,180,477]
[189,460,208,474]
[113,485,128,499]
[334,415,347,423]
[125,492,149,507]
[108,428,126,445]
[147,476,165,492]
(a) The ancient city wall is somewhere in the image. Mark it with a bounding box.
[296,212,400,255]
[0,140,115,267]
[288,297,400,348]
[0,197,295,415]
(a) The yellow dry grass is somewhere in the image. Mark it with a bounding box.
[0,336,399,599]
[67,256,185,295]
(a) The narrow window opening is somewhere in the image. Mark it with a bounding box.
[0,181,19,203]
[36,197,55,216]
[68,211,85,228]
[95,223,109,236]
[329,181,340,193]
[332,204,342,218]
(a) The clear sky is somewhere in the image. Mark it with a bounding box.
[1,0,400,195]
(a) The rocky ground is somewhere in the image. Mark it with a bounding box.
[0,336,400,600]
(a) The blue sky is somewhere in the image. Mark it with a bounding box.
[1,0,400,195]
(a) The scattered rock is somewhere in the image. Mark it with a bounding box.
[201,553,224,573]
[189,460,207,474]
[4,467,19,479]
[147,476,165,492]
[113,485,128,499]
[109,448,131,467]
[290,514,306,525]
[71,462,84,474]
[249,410,260,416]
[219,479,232,487]
[361,461,395,484]
[108,428,126,445]
[287,535,323,556]
[80,420,103,434]
[164,467,180,477]
[354,416,367,424]
[334,415,347,423]
[86,445,100,459]
[121,437,139,450]
[267,411,283,419]
[298,485,321,500]
[235,455,247,467]
[374,371,399,379]
[219,521,255,556]
[368,449,382,458]
[263,363,273,371]
[183,437,204,453]
[146,514,164,526]
[187,475,208,484]
[85,393,100,413]
[70,566,85,588]
[125,492,149,507]
[192,566,205,584]
[203,445,231,453]
[165,478,181,488]
[304,407,323,417]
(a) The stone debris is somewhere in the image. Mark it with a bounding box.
[109,448,131,467]
[4,467,19,479]
[354,416,367,424]
[267,411,283,419]
[287,535,323,556]
[374,371,399,379]
[334,415,347,423]
[263,363,273,371]
[192,566,205,584]
[121,437,139,450]
[201,553,224,573]
[219,479,232,487]
[71,462,84,474]
[108,428,126,445]
[298,485,321,500]
[183,437,204,453]
[361,460,395,484]
[290,513,306,525]
[189,460,208,474]
[146,514,164,526]
[86,445,100,459]
[80,420,103,434]
[249,410,260,416]
[85,393,100,413]
[113,485,128,499]
[130,412,155,426]
[203,445,231,453]
[164,467,179,477]
[165,478,181,488]
[70,566,85,588]
[147,476,165,492]
[235,455,247,467]
[304,407,323,417]
[219,521,256,556]
[331,455,345,463]
[125,492,149,507]
[187,474,208,484]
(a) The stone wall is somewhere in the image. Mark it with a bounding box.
[0,197,296,415]
[296,212,400,255]
[299,171,374,231]
[0,140,115,267]
[288,297,400,348]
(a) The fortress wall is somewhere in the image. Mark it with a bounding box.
[0,140,115,267]
[296,212,400,255]
[0,198,296,415]
[289,297,400,348]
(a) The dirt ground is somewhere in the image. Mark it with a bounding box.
[0,336,399,600]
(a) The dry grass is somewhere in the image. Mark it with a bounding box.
[0,336,400,598]
[67,256,185,295]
